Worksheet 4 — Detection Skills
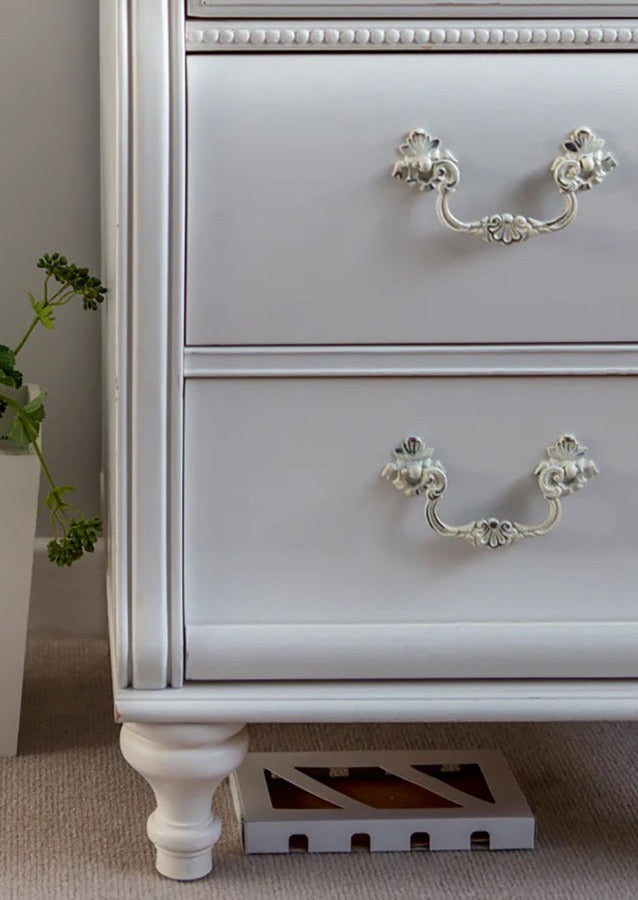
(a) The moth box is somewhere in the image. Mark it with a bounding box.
[230,750,535,855]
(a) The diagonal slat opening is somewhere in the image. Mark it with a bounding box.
[296,767,460,809]
[411,764,495,804]
[265,769,340,810]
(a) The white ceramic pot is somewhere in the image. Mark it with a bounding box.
[0,384,41,756]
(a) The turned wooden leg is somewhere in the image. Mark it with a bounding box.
[120,722,248,880]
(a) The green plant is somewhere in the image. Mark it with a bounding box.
[0,253,105,566]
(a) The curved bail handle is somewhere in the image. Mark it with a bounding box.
[392,127,616,244]
[380,434,599,548]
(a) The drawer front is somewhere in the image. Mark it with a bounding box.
[183,374,638,680]
[186,53,638,346]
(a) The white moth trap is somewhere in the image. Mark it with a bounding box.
[230,750,535,855]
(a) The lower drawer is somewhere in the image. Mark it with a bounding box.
[183,375,638,680]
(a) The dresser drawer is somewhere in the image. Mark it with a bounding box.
[186,53,637,346]
[183,373,638,680]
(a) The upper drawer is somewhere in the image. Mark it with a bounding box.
[187,1,638,19]
[186,53,638,346]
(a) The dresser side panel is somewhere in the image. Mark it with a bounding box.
[100,0,131,690]
[127,0,176,688]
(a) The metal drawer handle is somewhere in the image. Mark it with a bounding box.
[392,127,616,244]
[381,434,598,549]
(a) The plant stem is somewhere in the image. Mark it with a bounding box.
[13,283,77,357]
[0,390,61,517]
[13,317,40,356]
[48,284,71,304]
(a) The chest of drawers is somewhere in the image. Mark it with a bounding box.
[101,0,638,879]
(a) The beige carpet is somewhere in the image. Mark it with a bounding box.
[1,638,638,899]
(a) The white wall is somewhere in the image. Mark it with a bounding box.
[0,0,105,633]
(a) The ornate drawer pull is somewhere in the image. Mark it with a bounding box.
[392,127,616,244]
[381,434,598,549]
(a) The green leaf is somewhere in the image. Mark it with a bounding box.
[0,346,14,369]
[6,391,47,445]
[5,416,27,445]
[29,294,55,329]
[44,483,75,514]
[0,344,23,389]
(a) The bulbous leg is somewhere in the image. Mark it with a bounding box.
[120,722,248,880]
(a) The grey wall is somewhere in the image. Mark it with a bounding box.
[0,0,102,538]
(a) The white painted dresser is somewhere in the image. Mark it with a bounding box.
[101,0,638,879]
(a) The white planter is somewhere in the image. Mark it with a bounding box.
[0,385,41,756]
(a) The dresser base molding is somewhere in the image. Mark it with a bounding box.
[115,680,638,725]
[120,722,248,880]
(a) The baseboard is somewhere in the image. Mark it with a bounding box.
[28,537,107,637]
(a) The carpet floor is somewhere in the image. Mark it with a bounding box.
[1,638,638,899]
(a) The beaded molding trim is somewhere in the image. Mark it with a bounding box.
[185,20,638,49]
